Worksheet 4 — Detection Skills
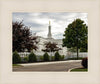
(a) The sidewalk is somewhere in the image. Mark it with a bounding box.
[19,60,81,66]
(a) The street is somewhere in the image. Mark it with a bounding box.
[13,60,82,72]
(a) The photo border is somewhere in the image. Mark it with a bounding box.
[0,0,100,84]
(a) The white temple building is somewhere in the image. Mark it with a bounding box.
[33,21,67,56]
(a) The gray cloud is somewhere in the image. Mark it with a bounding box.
[12,12,88,39]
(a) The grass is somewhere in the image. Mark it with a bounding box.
[13,64,23,67]
[71,68,88,72]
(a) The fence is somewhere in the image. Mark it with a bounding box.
[19,52,30,57]
[18,52,88,61]
[65,52,88,59]
[18,52,43,61]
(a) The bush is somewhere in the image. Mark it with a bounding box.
[13,51,21,64]
[61,55,64,60]
[51,56,54,61]
[81,57,88,68]
[28,52,37,62]
[40,56,43,61]
[43,52,49,61]
[67,57,83,60]
[54,51,61,61]
[23,57,29,63]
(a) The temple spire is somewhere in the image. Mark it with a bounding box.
[49,21,51,26]
[48,21,52,38]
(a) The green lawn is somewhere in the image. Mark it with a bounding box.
[13,64,23,67]
[71,68,88,72]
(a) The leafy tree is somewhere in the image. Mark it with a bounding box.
[67,47,77,52]
[43,52,49,61]
[13,21,38,52]
[13,51,21,64]
[28,52,37,62]
[42,42,61,60]
[42,42,61,52]
[80,37,87,52]
[63,19,88,59]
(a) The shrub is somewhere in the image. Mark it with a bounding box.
[23,57,29,63]
[40,56,43,61]
[13,51,21,64]
[67,57,83,60]
[61,55,64,60]
[28,52,37,62]
[51,56,54,61]
[81,57,88,68]
[43,52,49,61]
[54,51,61,61]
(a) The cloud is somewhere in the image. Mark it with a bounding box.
[12,12,88,39]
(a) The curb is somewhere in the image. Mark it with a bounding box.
[68,68,75,72]
[68,67,82,72]
[19,60,81,66]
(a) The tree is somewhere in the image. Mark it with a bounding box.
[63,19,88,59]
[13,21,38,52]
[67,47,77,52]
[42,42,61,52]
[42,42,61,59]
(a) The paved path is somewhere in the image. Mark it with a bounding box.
[13,60,82,72]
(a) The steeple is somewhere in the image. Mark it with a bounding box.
[48,21,52,38]
[49,21,51,25]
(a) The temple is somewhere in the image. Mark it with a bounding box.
[33,21,67,56]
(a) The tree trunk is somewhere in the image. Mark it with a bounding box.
[76,37,79,59]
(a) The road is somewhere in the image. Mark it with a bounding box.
[13,60,82,72]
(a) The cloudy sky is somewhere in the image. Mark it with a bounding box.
[12,12,88,39]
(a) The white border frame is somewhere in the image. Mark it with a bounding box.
[0,0,100,84]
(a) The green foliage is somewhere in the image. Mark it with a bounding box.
[43,52,50,61]
[13,51,21,64]
[61,55,64,60]
[28,52,37,62]
[80,48,87,52]
[23,57,29,63]
[54,52,61,61]
[51,56,55,61]
[67,57,83,60]
[67,47,77,52]
[40,56,43,61]
[81,57,88,68]
[63,18,88,59]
